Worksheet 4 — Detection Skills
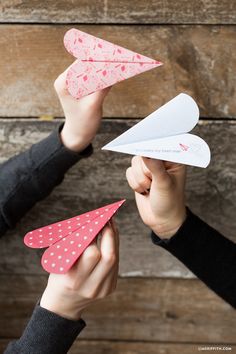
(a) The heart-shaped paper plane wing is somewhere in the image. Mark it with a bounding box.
[102,93,211,168]
[64,28,162,99]
[24,200,125,274]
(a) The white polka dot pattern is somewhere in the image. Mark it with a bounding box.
[24,200,125,274]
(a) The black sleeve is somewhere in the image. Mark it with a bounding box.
[151,208,236,308]
[4,305,86,354]
[0,124,93,237]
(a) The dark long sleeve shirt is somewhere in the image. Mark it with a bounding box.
[0,124,92,236]
[152,208,236,308]
[2,125,92,353]
[5,306,86,354]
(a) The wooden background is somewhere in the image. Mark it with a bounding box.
[0,1,236,353]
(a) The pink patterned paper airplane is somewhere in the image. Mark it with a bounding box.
[24,200,125,274]
[64,28,162,99]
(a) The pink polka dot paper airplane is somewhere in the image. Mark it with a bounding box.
[64,28,162,99]
[24,200,125,274]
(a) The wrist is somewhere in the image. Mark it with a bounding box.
[60,124,92,152]
[151,207,187,239]
[40,287,83,321]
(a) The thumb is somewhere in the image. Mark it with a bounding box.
[91,86,112,104]
[142,157,172,189]
[54,69,68,97]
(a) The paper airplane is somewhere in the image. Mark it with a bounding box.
[64,28,162,99]
[102,93,211,168]
[24,200,125,274]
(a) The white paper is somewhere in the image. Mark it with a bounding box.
[102,93,211,168]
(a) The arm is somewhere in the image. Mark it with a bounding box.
[126,156,236,308]
[0,69,110,237]
[5,221,119,354]
[4,306,86,354]
[151,208,236,308]
[0,126,92,236]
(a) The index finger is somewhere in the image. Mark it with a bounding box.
[100,221,119,261]
[90,221,119,281]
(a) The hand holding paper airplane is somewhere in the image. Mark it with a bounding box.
[24,200,125,274]
[102,93,211,168]
[64,28,162,99]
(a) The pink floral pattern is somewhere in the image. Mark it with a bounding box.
[64,28,162,99]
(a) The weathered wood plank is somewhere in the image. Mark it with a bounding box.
[70,341,236,354]
[0,119,235,278]
[1,339,235,354]
[0,0,236,24]
[0,276,234,342]
[1,25,236,118]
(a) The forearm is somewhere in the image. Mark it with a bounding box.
[151,208,236,308]
[0,124,92,236]
[4,305,86,354]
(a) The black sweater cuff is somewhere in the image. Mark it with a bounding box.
[151,207,193,247]
[4,305,86,354]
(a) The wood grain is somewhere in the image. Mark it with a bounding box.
[0,1,234,350]
[0,119,235,278]
[1,339,235,354]
[0,276,234,342]
[0,0,236,24]
[1,25,236,118]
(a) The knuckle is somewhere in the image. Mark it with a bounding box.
[126,169,137,190]
[131,155,139,166]
[134,185,144,194]
[83,247,101,263]
[103,252,117,266]
[137,176,149,189]
[133,181,147,193]
[143,164,152,177]
[85,288,99,300]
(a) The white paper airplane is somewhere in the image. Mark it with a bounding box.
[102,93,211,168]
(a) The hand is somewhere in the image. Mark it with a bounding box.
[40,220,119,321]
[54,68,111,152]
[126,156,187,238]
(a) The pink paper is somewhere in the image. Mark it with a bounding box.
[64,28,162,99]
[24,200,125,274]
